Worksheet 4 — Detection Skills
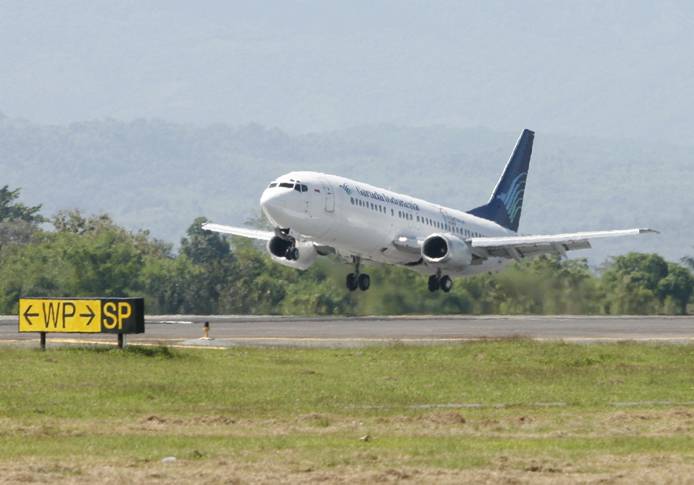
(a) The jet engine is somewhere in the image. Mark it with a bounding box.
[267,236,317,270]
[421,233,473,268]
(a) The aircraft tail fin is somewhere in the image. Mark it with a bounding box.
[467,129,534,232]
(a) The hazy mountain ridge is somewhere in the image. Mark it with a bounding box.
[2,2,694,143]
[1,116,689,263]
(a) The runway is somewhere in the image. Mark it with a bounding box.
[1,315,693,348]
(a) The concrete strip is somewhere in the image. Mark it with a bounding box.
[2,315,693,347]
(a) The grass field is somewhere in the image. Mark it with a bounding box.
[1,341,693,483]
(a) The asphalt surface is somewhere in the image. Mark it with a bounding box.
[1,315,693,348]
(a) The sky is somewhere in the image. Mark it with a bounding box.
[1,1,693,143]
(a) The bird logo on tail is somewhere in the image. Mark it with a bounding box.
[495,172,527,224]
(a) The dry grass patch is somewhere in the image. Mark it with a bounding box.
[3,457,694,484]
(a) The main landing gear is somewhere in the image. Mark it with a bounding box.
[428,273,453,293]
[346,257,370,291]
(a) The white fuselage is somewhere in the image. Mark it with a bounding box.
[260,171,514,276]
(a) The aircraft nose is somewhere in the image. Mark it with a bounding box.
[260,188,280,212]
[260,188,291,224]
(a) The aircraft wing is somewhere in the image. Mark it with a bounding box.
[470,228,657,259]
[201,223,274,241]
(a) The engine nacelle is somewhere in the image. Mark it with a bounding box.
[421,233,472,268]
[266,236,317,270]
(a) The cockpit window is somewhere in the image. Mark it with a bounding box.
[294,184,301,192]
[279,182,293,188]
[301,184,308,192]
[268,182,277,188]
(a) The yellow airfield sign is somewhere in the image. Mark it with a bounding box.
[18,297,145,334]
[19,298,100,333]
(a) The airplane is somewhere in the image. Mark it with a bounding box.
[203,129,656,292]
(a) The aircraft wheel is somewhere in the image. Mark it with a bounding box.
[440,275,453,293]
[428,274,440,292]
[285,246,299,260]
[346,273,359,291]
[358,273,371,291]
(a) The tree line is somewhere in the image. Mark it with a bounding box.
[0,187,692,315]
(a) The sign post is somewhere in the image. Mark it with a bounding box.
[18,297,145,349]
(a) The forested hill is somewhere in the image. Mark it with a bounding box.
[0,114,689,262]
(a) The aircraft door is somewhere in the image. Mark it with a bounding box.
[323,183,335,212]
[304,188,311,217]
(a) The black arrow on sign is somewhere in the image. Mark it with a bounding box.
[23,304,39,326]
[80,306,96,326]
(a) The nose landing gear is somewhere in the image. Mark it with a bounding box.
[285,246,300,261]
[346,257,371,291]
[428,273,453,293]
